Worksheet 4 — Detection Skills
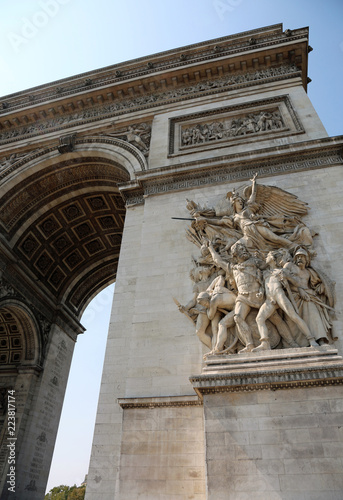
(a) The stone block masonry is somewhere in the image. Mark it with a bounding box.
[203,386,343,500]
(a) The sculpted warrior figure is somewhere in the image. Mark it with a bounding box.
[206,241,265,353]
[198,273,237,323]
[176,266,217,349]
[195,274,237,353]
[177,266,237,351]
[254,250,319,351]
[282,247,335,345]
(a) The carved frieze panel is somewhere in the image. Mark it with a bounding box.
[169,95,304,155]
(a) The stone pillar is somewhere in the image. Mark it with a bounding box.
[86,191,205,499]
[0,324,76,499]
[85,205,145,499]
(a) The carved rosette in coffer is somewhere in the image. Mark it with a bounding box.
[169,95,304,155]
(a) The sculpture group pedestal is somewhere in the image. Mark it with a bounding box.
[190,346,343,500]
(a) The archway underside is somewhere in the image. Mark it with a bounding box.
[16,190,125,315]
[0,156,129,318]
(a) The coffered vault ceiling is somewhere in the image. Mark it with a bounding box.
[0,155,128,317]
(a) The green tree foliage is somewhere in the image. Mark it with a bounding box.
[44,484,85,500]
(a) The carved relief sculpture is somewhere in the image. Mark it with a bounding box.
[176,174,336,355]
[181,109,285,147]
[104,122,151,156]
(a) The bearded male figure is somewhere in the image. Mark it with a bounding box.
[206,241,265,353]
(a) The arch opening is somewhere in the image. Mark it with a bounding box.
[0,139,140,319]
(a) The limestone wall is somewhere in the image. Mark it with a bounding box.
[118,402,205,499]
[204,386,343,500]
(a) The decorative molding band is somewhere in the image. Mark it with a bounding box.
[117,395,202,409]
[192,377,343,396]
[124,192,145,207]
[75,136,147,171]
[142,152,342,198]
[0,66,300,145]
[191,365,343,395]
[190,347,343,396]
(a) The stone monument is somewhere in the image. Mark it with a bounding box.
[0,24,342,499]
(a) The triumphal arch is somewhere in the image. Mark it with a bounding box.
[0,24,342,499]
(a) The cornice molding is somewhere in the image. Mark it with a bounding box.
[192,375,343,396]
[119,139,343,205]
[0,24,307,109]
[117,395,202,409]
[0,66,300,146]
[190,347,343,396]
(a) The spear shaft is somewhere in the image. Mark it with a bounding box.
[171,217,195,221]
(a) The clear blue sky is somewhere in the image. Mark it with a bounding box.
[1,0,342,493]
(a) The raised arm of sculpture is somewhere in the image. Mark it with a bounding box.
[205,241,230,273]
[247,172,258,205]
